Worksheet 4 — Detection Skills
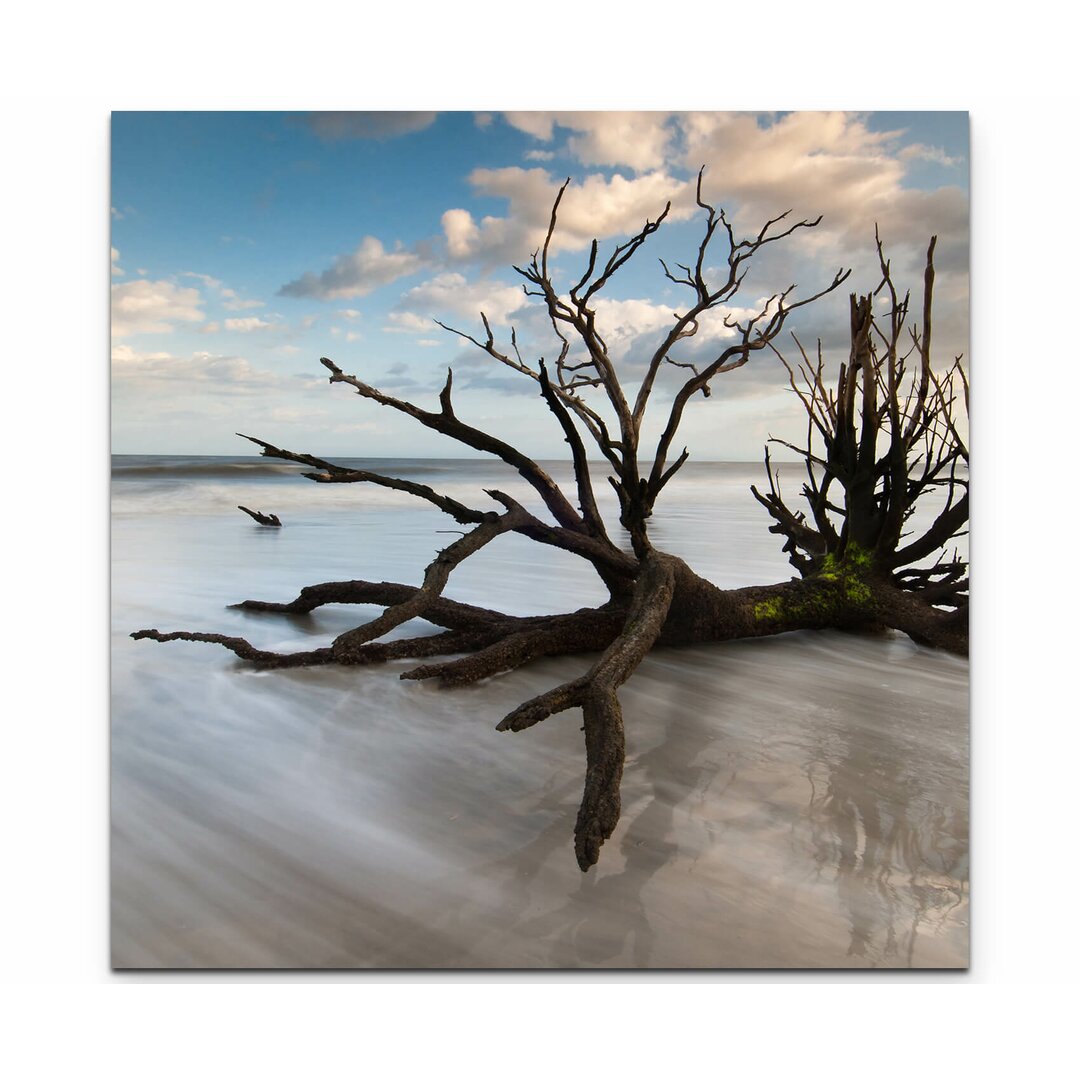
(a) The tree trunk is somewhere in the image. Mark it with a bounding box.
[655,554,966,655]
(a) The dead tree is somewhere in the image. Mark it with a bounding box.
[133,173,965,870]
[750,231,968,654]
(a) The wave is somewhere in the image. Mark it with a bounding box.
[110,456,494,481]
[113,461,306,479]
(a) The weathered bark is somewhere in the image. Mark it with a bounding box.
[751,234,968,653]
[132,177,966,870]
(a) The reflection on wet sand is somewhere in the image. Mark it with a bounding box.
[113,625,968,969]
[446,689,717,969]
[802,713,968,965]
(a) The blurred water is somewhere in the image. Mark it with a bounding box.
[111,456,968,968]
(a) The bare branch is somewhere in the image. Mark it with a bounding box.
[538,360,607,538]
[130,629,334,669]
[319,357,586,533]
[238,432,493,525]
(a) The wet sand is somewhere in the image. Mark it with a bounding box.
[111,460,968,968]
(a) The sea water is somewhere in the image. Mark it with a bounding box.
[111,456,968,968]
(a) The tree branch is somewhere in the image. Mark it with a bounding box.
[238,433,493,525]
[496,552,677,870]
[320,357,586,533]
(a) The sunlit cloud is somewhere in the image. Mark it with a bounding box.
[505,111,676,172]
[112,279,204,337]
[441,166,694,265]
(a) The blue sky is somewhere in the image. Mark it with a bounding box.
[111,111,969,459]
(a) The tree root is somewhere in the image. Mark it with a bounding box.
[231,579,513,630]
[401,608,624,686]
[497,552,676,870]
[131,557,963,869]
[129,629,336,669]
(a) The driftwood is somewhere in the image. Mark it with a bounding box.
[237,505,282,527]
[134,172,968,869]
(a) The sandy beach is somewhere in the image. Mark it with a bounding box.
[111,457,968,967]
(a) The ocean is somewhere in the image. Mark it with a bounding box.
[111,455,969,968]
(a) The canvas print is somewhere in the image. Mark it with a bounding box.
[111,111,969,968]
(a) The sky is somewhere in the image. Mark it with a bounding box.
[111,111,969,460]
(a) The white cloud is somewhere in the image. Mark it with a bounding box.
[201,317,287,336]
[279,236,425,299]
[899,143,961,167]
[111,344,172,364]
[442,208,481,259]
[111,345,281,390]
[384,311,432,334]
[183,271,223,289]
[441,167,694,265]
[183,274,264,311]
[220,288,264,311]
[487,113,967,280]
[504,112,675,172]
[111,278,205,337]
[396,272,528,324]
[502,113,556,140]
[223,316,275,332]
[587,296,763,366]
[111,247,124,277]
[680,112,968,272]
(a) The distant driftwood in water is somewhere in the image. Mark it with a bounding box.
[238,505,282,527]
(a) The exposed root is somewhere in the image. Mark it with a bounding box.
[575,687,628,872]
[129,629,335,669]
[130,625,515,670]
[497,552,677,870]
[231,579,512,630]
[350,628,501,665]
[878,586,969,655]
[401,608,624,686]
[136,556,675,870]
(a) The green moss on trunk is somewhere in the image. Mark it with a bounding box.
[753,545,877,625]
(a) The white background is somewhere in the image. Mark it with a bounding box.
[1,1,1075,1074]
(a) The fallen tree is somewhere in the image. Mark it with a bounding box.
[133,174,968,870]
